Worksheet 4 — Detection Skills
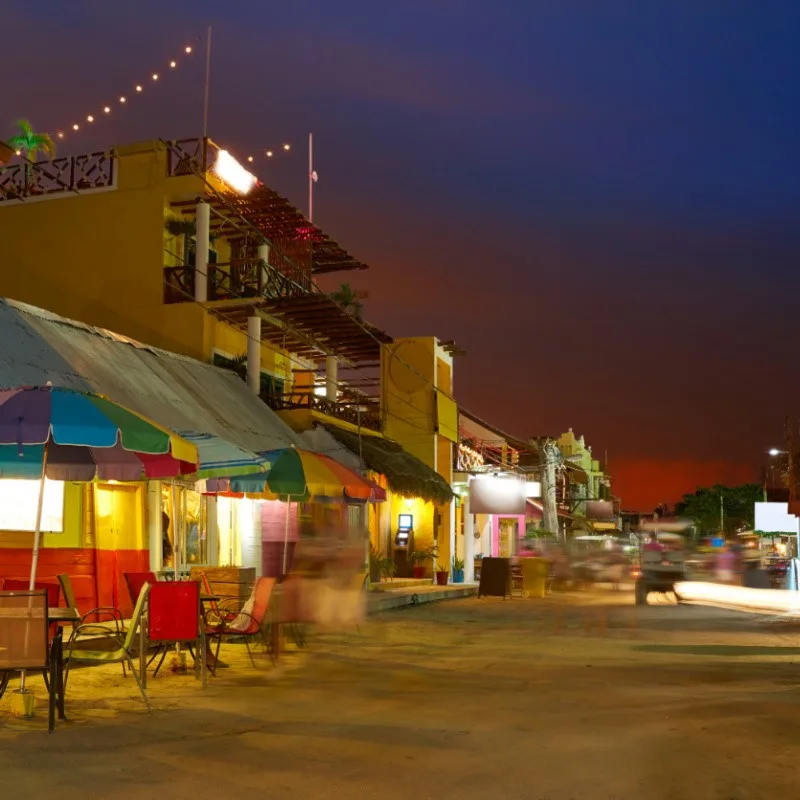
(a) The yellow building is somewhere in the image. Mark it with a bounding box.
[0,138,457,585]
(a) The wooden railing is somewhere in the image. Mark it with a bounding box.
[266,392,382,432]
[163,258,310,304]
[0,151,115,202]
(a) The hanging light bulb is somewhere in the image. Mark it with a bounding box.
[87,115,94,122]
[103,106,111,113]
[266,150,273,158]
[119,96,127,103]
[135,85,143,92]
[169,60,177,68]
[185,45,192,54]
[152,73,159,81]
[247,156,254,162]
[282,143,291,151]
[72,124,80,131]
[56,131,64,139]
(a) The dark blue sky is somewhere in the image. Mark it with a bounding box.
[5,1,800,506]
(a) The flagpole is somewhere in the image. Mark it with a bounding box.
[308,132,314,223]
[202,25,212,139]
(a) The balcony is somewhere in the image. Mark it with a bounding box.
[266,391,382,433]
[164,257,310,305]
[0,150,115,203]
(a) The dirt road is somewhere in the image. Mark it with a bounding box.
[2,590,799,799]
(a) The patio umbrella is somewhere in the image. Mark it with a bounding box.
[204,447,374,572]
[0,385,199,589]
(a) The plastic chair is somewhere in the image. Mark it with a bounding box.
[124,572,157,607]
[147,581,203,679]
[65,583,151,710]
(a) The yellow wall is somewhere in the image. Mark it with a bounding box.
[381,336,454,570]
[0,139,293,384]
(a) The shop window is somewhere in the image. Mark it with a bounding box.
[162,483,207,568]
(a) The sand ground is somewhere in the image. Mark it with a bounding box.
[1,589,799,800]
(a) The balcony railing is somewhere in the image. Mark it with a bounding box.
[266,392,382,432]
[0,151,115,202]
[164,257,311,304]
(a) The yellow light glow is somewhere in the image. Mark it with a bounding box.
[266,150,273,158]
[0,479,65,532]
[56,132,64,139]
[247,155,254,162]
[213,149,258,195]
[169,60,177,68]
[87,115,94,122]
[152,73,159,81]
[103,106,111,113]
[72,124,79,131]
[135,85,143,92]
[119,96,127,103]
[282,143,291,151]
[14,149,21,156]
[185,46,192,54]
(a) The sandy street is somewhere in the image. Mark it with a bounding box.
[2,590,799,800]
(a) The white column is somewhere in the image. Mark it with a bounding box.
[195,200,210,302]
[463,490,475,583]
[257,243,270,295]
[147,481,162,572]
[449,497,456,574]
[325,355,338,401]
[247,315,261,393]
[205,496,218,566]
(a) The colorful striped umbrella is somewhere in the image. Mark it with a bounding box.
[0,386,198,481]
[206,447,374,500]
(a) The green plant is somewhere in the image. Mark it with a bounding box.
[330,282,363,319]
[436,562,450,573]
[452,556,465,571]
[8,119,55,186]
[369,543,395,581]
[409,546,434,566]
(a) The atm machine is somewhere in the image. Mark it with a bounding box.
[393,513,415,576]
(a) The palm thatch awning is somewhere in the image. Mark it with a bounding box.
[322,425,453,505]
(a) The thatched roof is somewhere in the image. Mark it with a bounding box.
[322,425,454,505]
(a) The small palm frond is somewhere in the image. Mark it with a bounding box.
[165,218,197,238]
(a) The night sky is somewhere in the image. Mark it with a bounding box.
[5,2,800,509]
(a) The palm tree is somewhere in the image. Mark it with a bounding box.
[8,119,55,188]
[330,283,363,319]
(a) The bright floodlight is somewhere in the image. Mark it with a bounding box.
[213,150,258,195]
[769,448,781,456]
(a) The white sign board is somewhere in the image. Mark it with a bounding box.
[754,502,799,535]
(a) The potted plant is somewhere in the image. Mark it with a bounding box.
[435,563,449,586]
[451,556,465,583]
[369,544,395,583]
[409,545,434,579]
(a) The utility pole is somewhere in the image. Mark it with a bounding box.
[534,437,559,538]
[719,491,724,534]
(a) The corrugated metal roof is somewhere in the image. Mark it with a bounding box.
[0,299,301,454]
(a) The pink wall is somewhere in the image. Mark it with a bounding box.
[491,514,526,556]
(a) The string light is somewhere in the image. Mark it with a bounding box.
[248,143,293,163]
[42,36,201,146]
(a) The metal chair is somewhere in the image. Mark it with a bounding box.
[0,589,66,732]
[65,584,151,710]
[123,571,157,607]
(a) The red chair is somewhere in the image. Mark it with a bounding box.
[124,572,157,607]
[147,581,203,679]
[207,577,275,671]
[3,579,60,610]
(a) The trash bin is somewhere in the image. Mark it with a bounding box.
[520,557,548,598]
